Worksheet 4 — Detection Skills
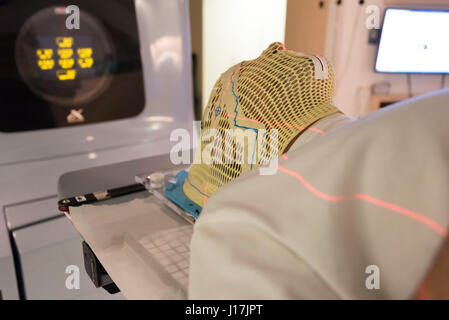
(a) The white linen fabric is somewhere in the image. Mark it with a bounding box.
[189,89,449,299]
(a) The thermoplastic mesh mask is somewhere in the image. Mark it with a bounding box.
[183,42,340,208]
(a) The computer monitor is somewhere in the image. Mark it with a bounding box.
[375,8,449,74]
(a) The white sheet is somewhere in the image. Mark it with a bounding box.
[70,193,192,299]
[189,89,449,299]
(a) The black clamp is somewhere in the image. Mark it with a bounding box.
[82,241,120,294]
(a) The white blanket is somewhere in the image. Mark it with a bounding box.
[189,88,449,299]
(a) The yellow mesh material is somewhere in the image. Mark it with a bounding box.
[183,42,340,207]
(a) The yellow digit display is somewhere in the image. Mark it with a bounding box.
[36,49,53,59]
[78,57,94,68]
[56,37,73,48]
[77,48,93,58]
[58,48,73,59]
[36,49,54,70]
[56,69,77,81]
[38,59,55,70]
[15,6,116,108]
[77,48,94,69]
[36,38,95,80]
[59,59,75,69]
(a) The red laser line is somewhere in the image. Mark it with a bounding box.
[203,182,209,207]
[277,165,448,237]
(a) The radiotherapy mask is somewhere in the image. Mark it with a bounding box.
[171,42,340,214]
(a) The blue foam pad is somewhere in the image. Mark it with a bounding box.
[164,170,202,219]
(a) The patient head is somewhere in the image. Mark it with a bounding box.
[183,42,340,207]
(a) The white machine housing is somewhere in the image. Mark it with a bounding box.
[0,0,194,299]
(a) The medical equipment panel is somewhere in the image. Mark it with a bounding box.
[1,0,145,132]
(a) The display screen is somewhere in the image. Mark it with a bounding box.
[0,0,145,132]
[35,36,95,80]
[15,6,115,105]
[375,8,449,74]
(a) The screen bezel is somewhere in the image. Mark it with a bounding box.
[374,7,449,75]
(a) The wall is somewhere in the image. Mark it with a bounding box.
[189,0,203,119]
[324,0,449,117]
[202,0,287,111]
[285,0,329,55]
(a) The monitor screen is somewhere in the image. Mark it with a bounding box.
[375,8,449,74]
